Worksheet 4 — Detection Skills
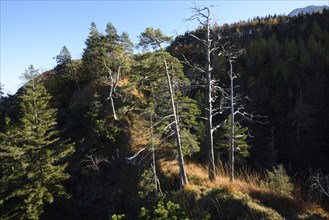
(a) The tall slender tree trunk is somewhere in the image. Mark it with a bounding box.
[150,113,160,196]
[229,60,235,182]
[163,57,188,188]
[139,28,188,188]
[110,96,118,121]
[103,59,118,121]
[206,17,216,181]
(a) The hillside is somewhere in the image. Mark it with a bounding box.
[170,8,329,175]
[1,8,329,220]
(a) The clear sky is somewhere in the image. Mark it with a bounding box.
[1,0,328,94]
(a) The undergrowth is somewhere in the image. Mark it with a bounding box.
[158,160,329,219]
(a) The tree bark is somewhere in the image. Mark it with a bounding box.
[229,60,235,182]
[206,18,216,180]
[150,113,162,196]
[163,56,188,188]
[103,59,118,121]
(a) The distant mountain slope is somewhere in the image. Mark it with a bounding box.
[288,5,329,17]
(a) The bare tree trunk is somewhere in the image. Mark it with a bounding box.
[103,59,118,121]
[163,57,188,188]
[150,113,162,196]
[138,28,188,188]
[229,60,235,182]
[150,114,157,192]
[206,18,216,180]
[187,6,219,181]
[110,96,118,121]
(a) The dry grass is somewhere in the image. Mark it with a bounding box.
[118,76,146,103]
[184,162,261,195]
[159,160,256,190]
[130,87,146,103]
[129,114,150,152]
[301,202,329,219]
[159,159,180,178]
[117,77,129,87]
[159,160,329,218]
[160,159,262,195]
[127,109,328,218]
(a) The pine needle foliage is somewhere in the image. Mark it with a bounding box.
[139,199,189,220]
[0,66,74,219]
[134,52,201,156]
[261,164,294,196]
[215,115,250,166]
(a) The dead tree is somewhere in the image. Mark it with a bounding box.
[103,59,120,121]
[226,47,244,182]
[223,45,267,181]
[185,5,225,180]
[102,31,132,121]
[185,6,267,182]
[310,170,329,201]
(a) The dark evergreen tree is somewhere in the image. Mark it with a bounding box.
[55,46,71,66]
[137,27,202,187]
[104,22,119,54]
[81,22,105,79]
[215,115,250,166]
[54,46,72,75]
[0,65,74,219]
[134,52,200,157]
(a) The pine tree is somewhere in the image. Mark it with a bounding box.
[215,115,250,166]
[0,65,74,219]
[81,22,105,79]
[137,52,200,157]
[55,46,71,66]
[102,24,134,120]
[55,46,72,75]
[104,22,119,53]
[137,28,201,188]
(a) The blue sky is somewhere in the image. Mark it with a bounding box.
[1,0,328,94]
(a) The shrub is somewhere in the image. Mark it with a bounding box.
[261,164,294,196]
[139,199,189,220]
[112,214,125,220]
[138,168,156,199]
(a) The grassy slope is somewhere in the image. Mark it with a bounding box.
[160,160,329,219]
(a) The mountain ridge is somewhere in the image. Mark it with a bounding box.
[288,5,329,17]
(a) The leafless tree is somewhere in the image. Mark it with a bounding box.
[223,45,267,181]
[225,46,244,182]
[185,5,224,180]
[103,58,120,121]
[82,154,111,174]
[185,5,267,181]
[310,170,329,201]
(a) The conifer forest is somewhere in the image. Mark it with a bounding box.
[1,6,329,220]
